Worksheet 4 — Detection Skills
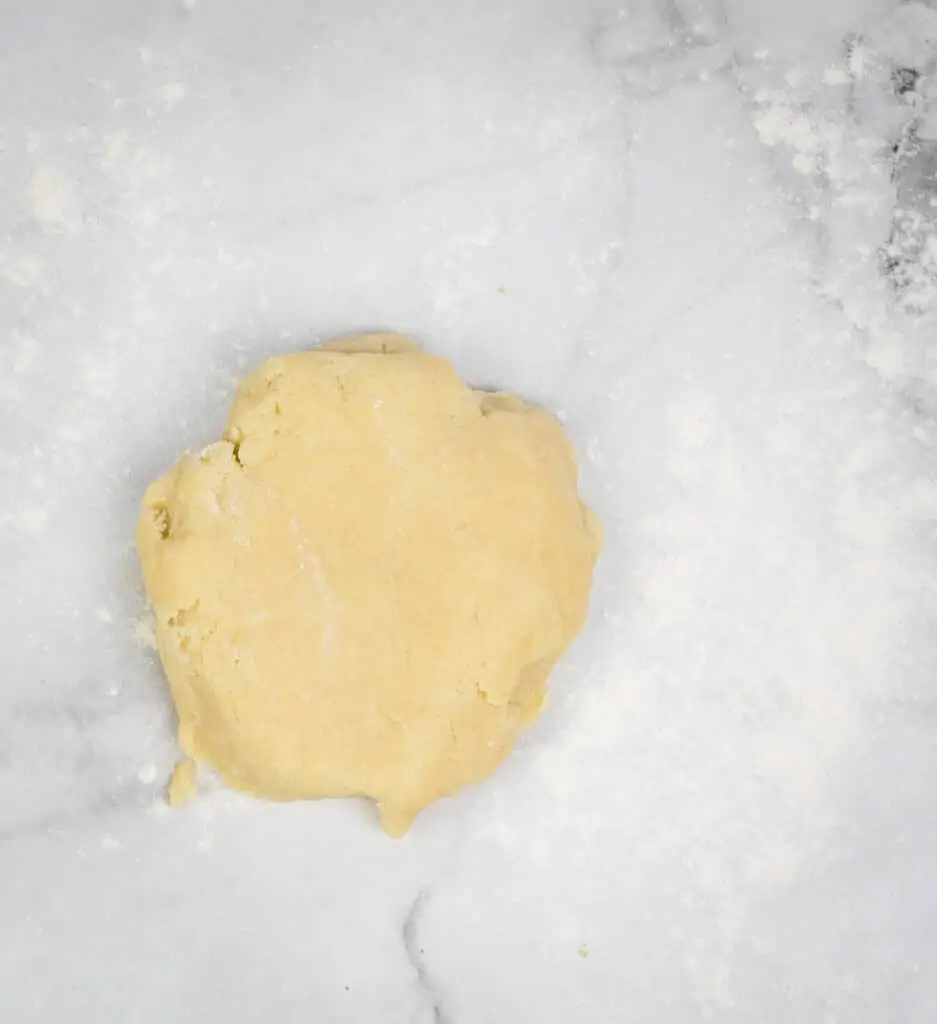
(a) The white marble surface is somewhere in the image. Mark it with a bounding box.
[3,1,937,1020]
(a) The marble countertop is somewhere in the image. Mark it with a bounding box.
[3,1,937,1021]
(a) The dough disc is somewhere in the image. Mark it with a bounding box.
[137,334,601,835]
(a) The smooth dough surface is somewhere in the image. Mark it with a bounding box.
[137,334,601,835]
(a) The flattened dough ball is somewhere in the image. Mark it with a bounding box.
[137,333,601,835]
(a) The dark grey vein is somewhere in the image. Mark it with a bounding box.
[402,889,452,1024]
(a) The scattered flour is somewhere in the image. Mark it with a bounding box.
[30,162,82,233]
[10,507,49,536]
[742,6,937,387]
[133,611,158,651]
[157,81,187,110]
[0,254,43,287]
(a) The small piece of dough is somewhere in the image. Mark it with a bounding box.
[167,757,198,806]
[137,334,601,835]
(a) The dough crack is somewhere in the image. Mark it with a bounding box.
[150,503,171,539]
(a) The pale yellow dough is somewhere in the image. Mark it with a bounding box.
[137,334,601,835]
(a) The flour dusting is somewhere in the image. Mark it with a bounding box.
[30,162,81,233]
